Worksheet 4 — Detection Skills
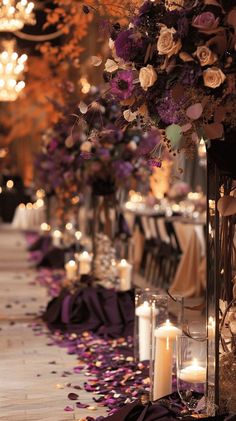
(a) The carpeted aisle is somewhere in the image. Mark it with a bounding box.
[0,225,106,421]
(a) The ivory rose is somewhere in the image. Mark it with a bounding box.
[157,26,182,58]
[165,0,184,11]
[139,65,157,91]
[195,46,217,66]
[203,67,226,88]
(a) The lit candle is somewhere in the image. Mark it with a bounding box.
[65,259,78,281]
[6,179,14,189]
[117,259,132,291]
[135,301,152,361]
[78,251,92,275]
[179,358,206,384]
[75,231,82,241]
[52,229,62,247]
[153,320,182,400]
[40,222,51,233]
[65,222,73,231]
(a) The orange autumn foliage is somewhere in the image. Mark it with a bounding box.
[40,0,142,64]
[0,56,67,147]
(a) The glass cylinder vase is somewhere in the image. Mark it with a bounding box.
[177,333,207,414]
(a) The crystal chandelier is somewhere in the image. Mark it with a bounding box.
[0,40,27,101]
[0,0,35,32]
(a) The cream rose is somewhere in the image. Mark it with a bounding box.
[195,46,217,66]
[165,0,184,11]
[139,64,157,91]
[203,67,226,89]
[157,26,182,58]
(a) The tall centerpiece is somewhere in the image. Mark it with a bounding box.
[73,94,153,284]
[102,0,236,414]
[35,111,82,228]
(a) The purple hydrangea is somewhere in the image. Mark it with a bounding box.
[110,70,134,100]
[115,29,144,61]
[97,148,110,160]
[157,92,185,125]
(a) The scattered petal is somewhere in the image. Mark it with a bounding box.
[68,392,79,400]
[64,406,74,412]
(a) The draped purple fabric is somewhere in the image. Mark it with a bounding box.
[43,285,135,338]
[104,397,227,421]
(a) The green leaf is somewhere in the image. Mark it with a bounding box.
[165,124,182,149]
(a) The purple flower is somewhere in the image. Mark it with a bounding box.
[110,70,134,100]
[179,63,202,86]
[136,130,160,156]
[97,148,110,161]
[157,92,185,125]
[48,138,59,152]
[112,160,133,179]
[115,29,144,61]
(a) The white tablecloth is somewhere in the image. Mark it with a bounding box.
[12,204,45,230]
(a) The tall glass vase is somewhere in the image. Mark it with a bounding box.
[91,185,118,287]
[206,140,236,415]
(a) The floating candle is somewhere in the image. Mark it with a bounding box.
[179,358,206,384]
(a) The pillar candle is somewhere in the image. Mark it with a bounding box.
[153,320,181,400]
[179,358,206,383]
[135,301,152,361]
[78,251,92,275]
[117,259,132,291]
[65,259,78,281]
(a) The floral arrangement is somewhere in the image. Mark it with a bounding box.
[104,0,236,166]
[35,112,82,221]
[74,94,154,195]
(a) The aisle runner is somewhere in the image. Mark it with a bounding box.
[33,269,150,420]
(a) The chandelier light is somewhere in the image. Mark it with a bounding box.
[0,0,35,32]
[0,40,27,102]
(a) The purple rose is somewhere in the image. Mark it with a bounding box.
[192,12,219,33]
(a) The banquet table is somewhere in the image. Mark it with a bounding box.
[124,207,206,297]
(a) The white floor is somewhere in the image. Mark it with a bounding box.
[0,226,106,421]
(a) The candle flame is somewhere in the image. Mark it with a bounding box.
[193,358,199,367]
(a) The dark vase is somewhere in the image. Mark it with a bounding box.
[206,139,236,415]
